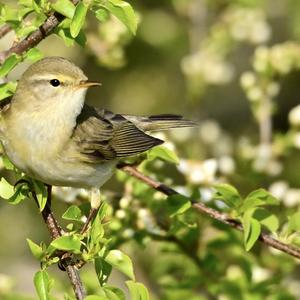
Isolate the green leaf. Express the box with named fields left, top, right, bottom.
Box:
left=32, top=0, right=47, bottom=14
left=0, top=178, right=15, bottom=199
left=55, top=18, right=86, bottom=47
left=105, top=249, right=135, bottom=280
left=85, top=296, right=108, bottom=300
left=16, top=25, right=38, bottom=38
left=287, top=212, right=300, bottom=236
left=104, top=286, right=126, bottom=300
left=166, top=194, right=191, bottom=217
left=97, top=202, right=109, bottom=221
left=26, top=48, right=44, bottom=62
left=94, top=8, right=110, bottom=22
left=2, top=156, right=15, bottom=170
left=0, top=54, right=22, bottom=78
left=51, top=0, right=75, bottom=19
left=50, top=235, right=81, bottom=253
left=90, top=210, right=105, bottom=243
left=253, top=208, right=279, bottom=232
left=34, top=270, right=51, bottom=300
left=0, top=81, right=17, bottom=100
left=32, top=180, right=47, bottom=212
left=27, top=238, right=44, bottom=260
left=62, top=205, right=82, bottom=222
left=7, top=184, right=28, bottom=205
left=214, top=184, right=242, bottom=208
left=240, top=189, right=279, bottom=213
left=102, top=0, right=137, bottom=34
left=18, top=0, right=32, bottom=7
left=3, top=7, right=20, bottom=22
left=70, top=2, right=88, bottom=38
left=95, top=257, right=112, bottom=286
left=126, top=281, right=150, bottom=300
left=0, top=177, right=29, bottom=205
left=75, top=30, right=87, bottom=47
left=242, top=210, right=261, bottom=251
left=147, top=145, right=179, bottom=164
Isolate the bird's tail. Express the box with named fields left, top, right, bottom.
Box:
left=124, top=114, right=198, bottom=132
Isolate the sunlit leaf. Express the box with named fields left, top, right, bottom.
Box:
left=240, top=189, right=279, bottom=213
left=166, top=194, right=191, bottom=217
left=26, top=48, right=44, bottom=62
left=287, top=212, right=300, bottom=236
left=94, top=8, right=110, bottom=22
left=85, top=296, right=108, bottom=300
left=0, top=178, right=15, bottom=199
left=147, top=145, right=179, bottom=164
left=105, top=250, right=135, bottom=280
left=2, top=156, right=15, bottom=170
left=32, top=180, right=47, bottom=212
left=27, top=238, right=44, bottom=260
left=0, top=81, right=17, bottom=100
left=126, top=281, right=149, bottom=300
left=16, top=25, right=38, bottom=38
left=104, top=286, right=126, bottom=300
left=62, top=205, right=83, bottom=222
left=242, top=210, right=261, bottom=251
left=51, top=0, right=75, bottom=19
left=0, top=54, right=22, bottom=78
left=90, top=211, right=105, bottom=242
left=253, top=208, right=279, bottom=232
left=49, top=235, right=81, bottom=253
left=214, top=184, right=242, bottom=208
left=7, top=184, right=28, bottom=205
left=34, top=270, right=51, bottom=300
left=101, top=0, right=137, bottom=34
left=95, top=257, right=112, bottom=286
left=70, top=2, right=88, bottom=38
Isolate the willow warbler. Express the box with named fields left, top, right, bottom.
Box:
left=0, top=57, right=194, bottom=209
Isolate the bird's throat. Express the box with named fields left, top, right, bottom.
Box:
left=7, top=90, right=86, bottom=158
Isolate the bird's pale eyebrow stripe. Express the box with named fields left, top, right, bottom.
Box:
left=30, top=74, right=72, bottom=81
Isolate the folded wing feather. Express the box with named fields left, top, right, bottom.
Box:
left=72, top=105, right=163, bottom=163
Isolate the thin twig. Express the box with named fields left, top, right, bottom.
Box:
left=118, top=164, right=300, bottom=260
left=32, top=185, right=86, bottom=300
left=80, top=207, right=98, bottom=235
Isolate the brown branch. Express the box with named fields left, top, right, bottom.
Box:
left=118, top=164, right=300, bottom=260
left=0, top=24, right=11, bottom=39
left=32, top=185, right=86, bottom=300
left=80, top=207, right=98, bottom=235
left=0, top=0, right=79, bottom=64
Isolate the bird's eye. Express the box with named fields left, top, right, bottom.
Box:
left=50, top=79, right=60, bottom=87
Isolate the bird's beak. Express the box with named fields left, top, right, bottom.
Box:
left=78, top=80, right=102, bottom=88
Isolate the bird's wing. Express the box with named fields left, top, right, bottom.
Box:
left=72, top=105, right=163, bottom=163
left=109, top=112, right=197, bottom=132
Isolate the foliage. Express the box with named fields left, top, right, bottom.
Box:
left=1, top=0, right=300, bottom=300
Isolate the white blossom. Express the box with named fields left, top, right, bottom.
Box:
left=219, top=156, right=235, bottom=174
left=289, top=105, right=300, bottom=127
left=269, top=181, right=289, bottom=200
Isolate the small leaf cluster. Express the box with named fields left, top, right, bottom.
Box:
left=27, top=201, right=149, bottom=299
left=215, top=184, right=279, bottom=250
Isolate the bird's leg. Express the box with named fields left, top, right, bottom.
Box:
left=40, top=184, right=62, bottom=238
left=80, top=188, right=101, bottom=234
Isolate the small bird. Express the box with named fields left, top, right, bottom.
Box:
left=0, top=57, right=194, bottom=214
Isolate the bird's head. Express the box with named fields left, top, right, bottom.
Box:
left=13, top=56, right=101, bottom=110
